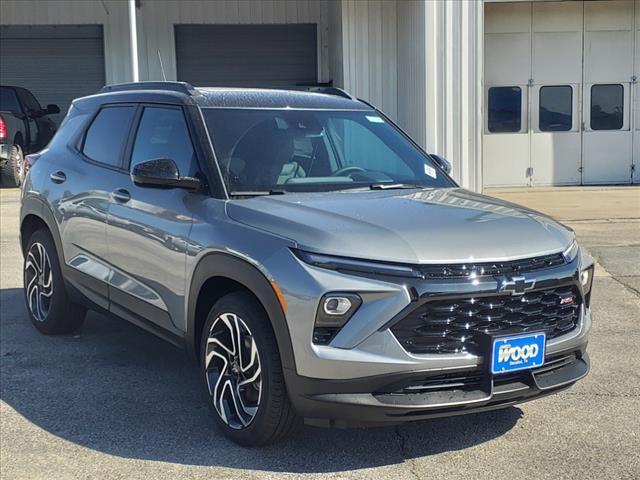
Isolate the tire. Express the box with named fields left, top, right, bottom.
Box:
left=1, top=145, right=24, bottom=187
left=23, top=229, right=86, bottom=334
left=200, top=291, right=299, bottom=446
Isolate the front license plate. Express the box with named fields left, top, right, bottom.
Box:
left=491, top=332, right=546, bottom=375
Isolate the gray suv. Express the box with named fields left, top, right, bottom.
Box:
left=20, top=82, right=593, bottom=446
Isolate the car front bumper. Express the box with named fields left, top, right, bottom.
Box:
left=266, top=248, right=592, bottom=425
left=285, top=346, right=589, bottom=427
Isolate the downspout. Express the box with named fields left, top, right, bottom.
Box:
left=128, top=0, right=139, bottom=82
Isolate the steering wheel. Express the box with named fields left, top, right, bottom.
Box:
left=331, top=166, right=366, bottom=177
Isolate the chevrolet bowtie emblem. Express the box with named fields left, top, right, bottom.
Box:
left=499, top=276, right=536, bottom=295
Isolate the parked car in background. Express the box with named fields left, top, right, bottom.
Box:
left=20, top=82, right=593, bottom=446
left=0, top=85, right=59, bottom=186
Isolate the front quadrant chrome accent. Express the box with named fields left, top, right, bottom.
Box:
left=24, top=242, right=54, bottom=322
left=205, top=313, right=262, bottom=429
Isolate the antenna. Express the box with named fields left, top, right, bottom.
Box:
left=157, top=50, right=167, bottom=81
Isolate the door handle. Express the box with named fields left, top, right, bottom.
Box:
left=49, top=171, right=66, bottom=184
left=111, top=188, right=131, bottom=203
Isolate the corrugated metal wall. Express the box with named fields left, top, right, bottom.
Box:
left=339, top=0, right=398, bottom=120
left=0, top=0, right=484, bottom=191
left=0, top=0, right=132, bottom=84
left=339, top=0, right=483, bottom=191
left=397, top=0, right=426, bottom=145
left=136, top=0, right=331, bottom=84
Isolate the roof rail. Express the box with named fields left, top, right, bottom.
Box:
left=293, top=83, right=353, bottom=100
left=99, top=81, right=199, bottom=96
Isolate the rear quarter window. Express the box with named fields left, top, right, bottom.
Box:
left=0, top=87, right=21, bottom=113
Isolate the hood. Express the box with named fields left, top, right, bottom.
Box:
left=226, top=188, right=574, bottom=264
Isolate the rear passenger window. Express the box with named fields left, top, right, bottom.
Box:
left=488, top=86, right=522, bottom=133
left=130, top=106, right=196, bottom=176
left=82, top=106, right=135, bottom=167
left=591, top=84, right=623, bottom=130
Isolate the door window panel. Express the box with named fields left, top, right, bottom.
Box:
left=82, top=106, right=135, bottom=167
left=539, top=86, right=572, bottom=132
left=488, top=86, right=522, bottom=133
left=130, top=106, right=196, bottom=176
left=591, top=84, right=623, bottom=131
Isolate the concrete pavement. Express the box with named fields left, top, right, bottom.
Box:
left=1, top=186, right=639, bottom=480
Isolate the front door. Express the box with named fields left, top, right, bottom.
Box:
left=106, top=104, right=199, bottom=336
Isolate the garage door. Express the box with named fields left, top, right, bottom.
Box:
left=0, top=25, right=105, bottom=125
left=175, top=24, right=317, bottom=87
left=484, top=1, right=638, bottom=186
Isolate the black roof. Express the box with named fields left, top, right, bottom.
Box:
left=77, top=81, right=371, bottom=111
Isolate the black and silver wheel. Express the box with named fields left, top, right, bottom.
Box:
left=205, top=312, right=262, bottom=429
left=23, top=229, right=86, bottom=334
left=25, top=241, right=54, bottom=322
left=201, top=292, right=298, bottom=446
left=1, top=145, right=24, bottom=187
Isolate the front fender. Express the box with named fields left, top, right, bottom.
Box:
left=186, top=252, right=296, bottom=371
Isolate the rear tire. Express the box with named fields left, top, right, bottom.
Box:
left=200, top=291, right=299, bottom=446
left=1, top=145, right=24, bottom=187
left=23, top=229, right=86, bottom=334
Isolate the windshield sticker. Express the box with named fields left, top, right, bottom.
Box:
left=365, top=115, right=385, bottom=123
left=424, top=164, right=437, bottom=179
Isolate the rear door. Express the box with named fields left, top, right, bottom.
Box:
left=58, top=104, right=136, bottom=309
left=105, top=104, right=199, bottom=337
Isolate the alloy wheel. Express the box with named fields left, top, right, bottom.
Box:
left=205, top=312, right=262, bottom=429
left=24, top=242, right=54, bottom=322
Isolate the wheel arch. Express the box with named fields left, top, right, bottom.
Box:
left=187, top=252, right=296, bottom=372
left=20, top=197, right=62, bottom=259
left=13, top=132, right=24, bottom=150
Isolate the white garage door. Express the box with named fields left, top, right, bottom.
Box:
left=175, top=24, right=318, bottom=87
left=484, top=0, right=639, bottom=186
left=0, top=25, right=105, bottom=125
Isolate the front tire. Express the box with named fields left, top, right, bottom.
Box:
left=200, top=292, right=298, bottom=446
left=1, top=145, right=24, bottom=187
left=23, top=229, right=86, bottom=334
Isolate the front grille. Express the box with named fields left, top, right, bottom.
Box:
left=391, top=286, right=581, bottom=354
left=418, top=253, right=565, bottom=279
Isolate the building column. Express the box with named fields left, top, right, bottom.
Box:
left=128, top=0, right=139, bottom=82
left=424, top=0, right=484, bottom=192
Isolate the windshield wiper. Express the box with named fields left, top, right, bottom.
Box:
left=229, top=189, right=287, bottom=198
left=368, top=183, right=423, bottom=190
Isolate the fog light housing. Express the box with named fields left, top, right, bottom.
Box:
left=313, top=293, right=362, bottom=344
left=580, top=265, right=594, bottom=307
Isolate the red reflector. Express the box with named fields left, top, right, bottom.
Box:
left=0, top=116, right=6, bottom=140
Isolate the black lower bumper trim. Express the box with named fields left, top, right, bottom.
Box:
left=285, top=348, right=589, bottom=427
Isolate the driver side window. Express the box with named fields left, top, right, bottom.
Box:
left=130, top=106, right=196, bottom=176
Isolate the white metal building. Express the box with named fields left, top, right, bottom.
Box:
left=0, top=0, right=637, bottom=190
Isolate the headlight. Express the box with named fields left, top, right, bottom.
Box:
left=292, top=249, right=422, bottom=278
left=563, top=240, right=579, bottom=263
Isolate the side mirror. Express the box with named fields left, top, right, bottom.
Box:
left=131, top=158, right=201, bottom=190
left=45, top=104, right=60, bottom=115
left=430, top=154, right=452, bottom=174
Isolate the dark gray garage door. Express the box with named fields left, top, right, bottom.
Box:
left=175, top=24, right=317, bottom=87
left=0, top=25, right=105, bottom=125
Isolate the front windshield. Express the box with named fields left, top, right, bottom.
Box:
left=202, top=108, right=455, bottom=194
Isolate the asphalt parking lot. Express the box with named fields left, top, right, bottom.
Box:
left=1, top=186, right=639, bottom=480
